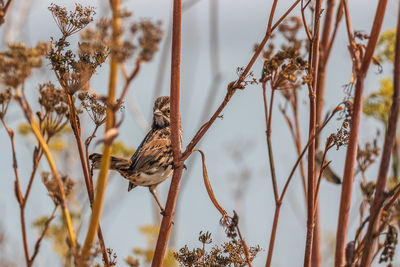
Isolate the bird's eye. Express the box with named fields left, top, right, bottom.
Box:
left=167, top=109, right=170, bottom=113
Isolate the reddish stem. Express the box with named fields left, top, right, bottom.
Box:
left=334, top=1, right=388, bottom=266
left=359, top=3, right=400, bottom=265
left=151, top=0, right=183, bottom=266
left=304, top=0, right=321, bottom=266
left=153, top=1, right=302, bottom=265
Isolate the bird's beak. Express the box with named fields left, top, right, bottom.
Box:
left=154, top=109, right=162, bottom=116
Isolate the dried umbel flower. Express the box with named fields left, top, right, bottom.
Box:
left=109, top=17, right=163, bottom=63
left=0, top=42, right=48, bottom=87
left=79, top=22, right=109, bottom=69
left=235, top=67, right=258, bottom=88
left=49, top=3, right=95, bottom=37
left=174, top=230, right=261, bottom=267
left=48, top=42, right=98, bottom=94
left=47, top=4, right=101, bottom=95
left=379, top=225, right=398, bottom=266
left=135, top=20, right=163, bottom=61
left=42, top=172, right=75, bottom=205
left=38, top=82, right=68, bottom=114
left=124, top=255, right=139, bottom=267
left=78, top=91, right=106, bottom=126
left=357, top=139, right=380, bottom=173
left=261, top=48, right=308, bottom=91
left=360, top=181, right=376, bottom=203
left=327, top=123, right=349, bottom=151
left=278, top=16, right=302, bottom=45
left=0, top=88, right=11, bottom=118
left=198, top=231, right=212, bottom=245
left=37, top=82, right=69, bottom=137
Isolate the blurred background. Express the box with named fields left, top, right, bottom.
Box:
left=0, top=0, right=399, bottom=266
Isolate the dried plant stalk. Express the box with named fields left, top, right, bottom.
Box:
left=335, top=1, right=388, bottom=266
left=82, top=0, right=121, bottom=258
left=29, top=115, right=76, bottom=248
left=359, top=3, right=400, bottom=265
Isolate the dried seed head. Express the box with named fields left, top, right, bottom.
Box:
left=49, top=4, right=95, bottom=37
left=0, top=43, right=48, bottom=87
left=78, top=91, right=106, bottom=126
left=42, top=172, right=75, bottom=205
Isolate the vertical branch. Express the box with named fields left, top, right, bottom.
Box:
left=151, top=0, right=182, bottom=266
left=304, top=1, right=321, bottom=266
left=82, top=0, right=121, bottom=258
left=359, top=3, right=400, bottom=265
left=263, top=84, right=279, bottom=202
left=334, top=1, right=388, bottom=266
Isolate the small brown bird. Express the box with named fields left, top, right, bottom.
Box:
left=90, top=96, right=180, bottom=213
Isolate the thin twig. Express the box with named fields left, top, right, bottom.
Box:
left=0, top=117, right=30, bottom=265
left=265, top=106, right=341, bottom=267
left=29, top=206, right=57, bottom=265
left=263, top=83, right=279, bottom=202
left=301, top=0, right=313, bottom=41
left=115, top=58, right=142, bottom=111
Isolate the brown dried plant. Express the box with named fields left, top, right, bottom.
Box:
left=174, top=230, right=261, bottom=267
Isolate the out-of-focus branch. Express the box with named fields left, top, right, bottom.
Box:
left=152, top=0, right=204, bottom=99
left=82, top=0, right=121, bottom=258
left=116, top=58, right=142, bottom=111
left=0, top=0, right=13, bottom=25
left=359, top=3, right=400, bottom=265
left=334, top=1, right=388, bottom=266
left=29, top=206, right=57, bottom=265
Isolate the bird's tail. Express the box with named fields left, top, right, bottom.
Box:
left=89, top=153, right=131, bottom=170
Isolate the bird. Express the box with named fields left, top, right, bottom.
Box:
left=315, top=150, right=341, bottom=184
left=89, top=96, right=180, bottom=214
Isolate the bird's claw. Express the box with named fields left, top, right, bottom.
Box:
left=172, top=162, right=186, bottom=170
left=159, top=210, right=174, bottom=225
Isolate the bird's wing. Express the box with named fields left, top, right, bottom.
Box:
left=132, top=137, right=171, bottom=172
left=130, top=129, right=154, bottom=163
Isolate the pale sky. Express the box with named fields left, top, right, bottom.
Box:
left=0, top=0, right=399, bottom=266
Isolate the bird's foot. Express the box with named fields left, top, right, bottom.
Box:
left=159, top=210, right=174, bottom=224
left=172, top=162, right=187, bottom=170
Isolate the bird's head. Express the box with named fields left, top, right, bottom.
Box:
left=152, top=96, right=170, bottom=129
